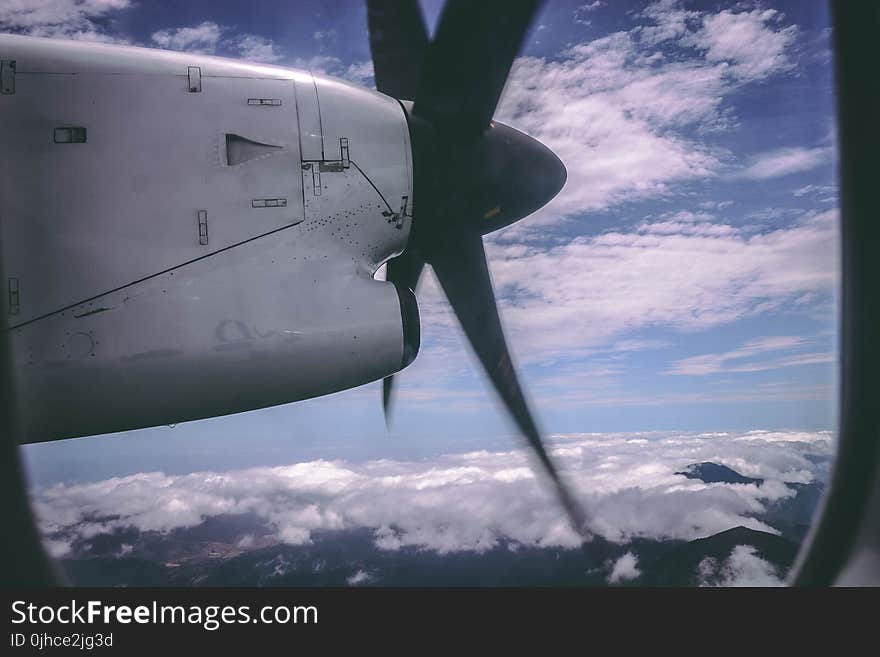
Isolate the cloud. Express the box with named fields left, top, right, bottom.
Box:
left=0, top=5, right=344, bottom=73
left=573, top=1, right=604, bottom=26
left=636, top=1, right=798, bottom=82
left=43, top=538, right=73, bottom=558
left=698, top=544, right=785, bottom=586
left=344, top=60, right=375, bottom=86
left=498, top=37, right=721, bottom=217
left=666, top=335, right=833, bottom=376
left=150, top=21, right=224, bottom=54
left=497, top=2, right=801, bottom=220
left=637, top=0, right=699, bottom=46
left=480, top=209, right=838, bottom=362
left=737, top=147, right=831, bottom=180
left=793, top=184, right=836, bottom=198
left=232, top=34, right=284, bottom=63
left=1, top=7, right=289, bottom=62
left=682, top=8, right=798, bottom=81
left=313, top=29, right=337, bottom=45
left=0, top=0, right=132, bottom=42
left=0, top=0, right=130, bottom=27
left=31, top=430, right=832, bottom=559
left=291, top=56, right=375, bottom=86
left=148, top=22, right=289, bottom=64
left=397, top=205, right=837, bottom=408
left=346, top=569, right=373, bottom=586
left=608, top=551, right=640, bottom=584
left=532, top=382, right=835, bottom=411
left=698, top=200, right=735, bottom=211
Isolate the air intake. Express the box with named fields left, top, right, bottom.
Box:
left=225, top=134, right=281, bottom=166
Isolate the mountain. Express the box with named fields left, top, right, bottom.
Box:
left=676, top=462, right=763, bottom=485
left=637, top=526, right=797, bottom=587
left=676, top=461, right=825, bottom=542
left=761, top=482, right=825, bottom=543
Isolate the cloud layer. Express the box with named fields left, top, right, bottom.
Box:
left=33, top=430, right=832, bottom=559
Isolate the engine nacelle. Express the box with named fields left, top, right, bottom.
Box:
left=0, top=35, right=418, bottom=442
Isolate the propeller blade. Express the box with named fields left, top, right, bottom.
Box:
left=386, top=248, right=426, bottom=294
left=381, top=376, right=394, bottom=428
left=412, top=0, right=542, bottom=136
left=429, top=230, right=588, bottom=536
left=366, top=0, right=430, bottom=99
left=382, top=251, right=426, bottom=425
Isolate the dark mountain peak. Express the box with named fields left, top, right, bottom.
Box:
left=676, top=462, right=763, bottom=485
left=638, top=525, right=798, bottom=586
left=697, top=525, right=776, bottom=543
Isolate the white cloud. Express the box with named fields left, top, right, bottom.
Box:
left=2, top=2, right=292, bottom=63
left=291, top=56, right=374, bottom=86
left=0, top=0, right=132, bottom=42
left=0, top=0, right=130, bottom=27
left=31, top=430, right=832, bottom=558
left=397, top=205, right=837, bottom=406
left=683, top=8, right=798, bottom=81
left=698, top=544, right=785, bottom=586
left=481, top=209, right=838, bottom=362
left=498, top=37, right=721, bottom=217
left=148, top=23, right=290, bottom=65
left=232, top=34, right=284, bottom=63
left=344, top=60, right=375, bottom=86
left=43, top=538, right=72, bottom=558
left=793, top=184, right=836, bottom=198
left=698, top=200, right=734, bottom=211
left=313, top=29, right=337, bottom=45
left=532, top=382, right=835, bottom=411
left=745, top=207, right=802, bottom=222
left=1, top=6, right=288, bottom=61
left=608, top=551, right=640, bottom=584
left=150, top=21, right=224, bottom=54
left=498, top=3, right=801, bottom=220
left=637, top=0, right=699, bottom=46
left=737, top=147, right=831, bottom=180
left=573, top=1, right=604, bottom=26
left=667, top=335, right=833, bottom=376
left=635, top=1, right=799, bottom=83
left=346, top=569, right=373, bottom=586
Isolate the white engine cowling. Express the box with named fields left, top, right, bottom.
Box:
left=0, top=35, right=418, bottom=442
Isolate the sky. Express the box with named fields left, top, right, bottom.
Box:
left=3, top=0, right=840, bottom=524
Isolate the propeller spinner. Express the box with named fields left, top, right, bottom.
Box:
left=368, top=0, right=587, bottom=536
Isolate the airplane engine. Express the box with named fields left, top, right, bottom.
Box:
left=0, top=35, right=417, bottom=442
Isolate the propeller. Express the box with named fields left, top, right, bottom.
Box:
left=367, top=0, right=587, bottom=536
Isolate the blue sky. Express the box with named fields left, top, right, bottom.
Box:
left=3, top=1, right=839, bottom=488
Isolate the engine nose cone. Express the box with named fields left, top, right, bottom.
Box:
left=477, top=121, right=567, bottom=234
left=401, top=104, right=567, bottom=252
